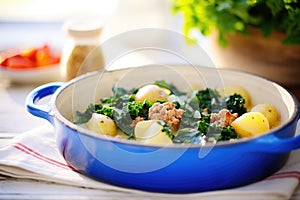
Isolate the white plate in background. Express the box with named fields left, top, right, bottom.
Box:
left=0, top=63, right=61, bottom=84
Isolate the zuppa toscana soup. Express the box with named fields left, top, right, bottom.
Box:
left=74, top=80, right=280, bottom=145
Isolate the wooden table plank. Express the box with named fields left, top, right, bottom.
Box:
left=0, top=177, right=174, bottom=200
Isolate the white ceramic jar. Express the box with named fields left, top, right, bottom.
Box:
left=60, top=19, right=105, bottom=81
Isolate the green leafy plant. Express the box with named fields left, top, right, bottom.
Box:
left=172, top=0, right=300, bottom=46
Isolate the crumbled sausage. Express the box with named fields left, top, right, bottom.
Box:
left=210, top=109, right=238, bottom=127
left=148, top=102, right=184, bottom=130
left=202, top=108, right=209, bottom=115
left=130, top=116, right=144, bottom=127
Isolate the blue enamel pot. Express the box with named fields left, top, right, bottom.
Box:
left=26, top=66, right=300, bottom=193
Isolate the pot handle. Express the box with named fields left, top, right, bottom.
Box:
left=25, top=82, right=64, bottom=123
left=250, top=133, right=300, bottom=153
left=250, top=103, right=300, bottom=153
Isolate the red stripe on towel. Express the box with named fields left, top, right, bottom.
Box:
left=265, top=171, right=300, bottom=182
left=11, top=142, right=78, bottom=172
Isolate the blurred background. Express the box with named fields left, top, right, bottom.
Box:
left=0, top=0, right=299, bottom=98
left=0, top=0, right=183, bottom=48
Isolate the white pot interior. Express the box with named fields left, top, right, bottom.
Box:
left=55, top=65, right=297, bottom=136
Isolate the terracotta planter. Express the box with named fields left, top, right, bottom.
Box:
left=209, top=28, right=300, bottom=86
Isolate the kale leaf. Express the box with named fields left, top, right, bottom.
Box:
left=127, top=100, right=153, bottom=119
left=217, top=126, right=241, bottom=141
left=101, top=86, right=134, bottom=108
left=161, top=123, right=174, bottom=140
left=195, top=88, right=223, bottom=113
left=74, top=104, right=114, bottom=124
left=113, top=100, right=153, bottom=137
left=153, top=80, right=186, bottom=96
left=179, top=104, right=200, bottom=128
left=205, top=124, right=240, bottom=142
left=224, top=93, right=247, bottom=116
left=173, top=128, right=202, bottom=144
left=173, top=118, right=239, bottom=144
left=113, top=107, right=134, bottom=138
left=74, top=104, right=95, bottom=124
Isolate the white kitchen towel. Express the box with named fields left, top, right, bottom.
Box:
left=0, top=123, right=299, bottom=200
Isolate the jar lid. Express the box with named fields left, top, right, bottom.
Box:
left=63, top=18, right=103, bottom=37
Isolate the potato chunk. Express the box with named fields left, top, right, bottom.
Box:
left=135, top=120, right=172, bottom=145
left=231, top=112, right=270, bottom=137
left=86, top=113, right=117, bottom=136
left=250, top=103, right=280, bottom=128
left=134, top=84, right=170, bottom=103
